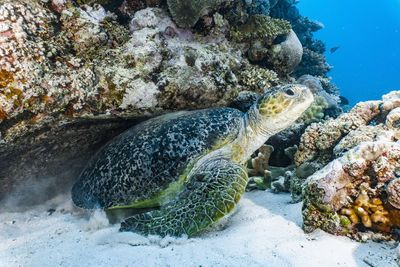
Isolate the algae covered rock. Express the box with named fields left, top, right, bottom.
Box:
left=265, top=29, right=303, bottom=75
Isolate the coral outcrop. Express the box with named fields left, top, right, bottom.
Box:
left=246, top=144, right=274, bottom=190
left=301, top=91, right=400, bottom=240
left=302, top=141, right=400, bottom=239
left=232, top=14, right=305, bottom=75
left=295, top=100, right=382, bottom=166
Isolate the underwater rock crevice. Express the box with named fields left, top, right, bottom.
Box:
left=0, top=113, right=163, bottom=208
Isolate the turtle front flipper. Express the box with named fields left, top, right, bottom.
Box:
left=120, top=160, right=248, bottom=237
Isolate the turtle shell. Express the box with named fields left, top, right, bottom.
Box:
left=72, top=107, right=244, bottom=209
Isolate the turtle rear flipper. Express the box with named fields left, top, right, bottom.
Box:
left=119, top=160, right=248, bottom=237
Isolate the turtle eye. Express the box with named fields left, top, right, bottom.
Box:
left=285, top=89, right=295, bottom=96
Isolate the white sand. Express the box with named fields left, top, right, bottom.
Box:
left=0, top=191, right=398, bottom=267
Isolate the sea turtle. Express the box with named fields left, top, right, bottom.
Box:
left=71, top=84, right=313, bottom=237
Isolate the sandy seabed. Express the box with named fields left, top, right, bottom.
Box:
left=0, top=190, right=398, bottom=267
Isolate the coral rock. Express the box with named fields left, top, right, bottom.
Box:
left=302, top=140, right=400, bottom=239
left=295, top=100, right=382, bottom=166
left=266, top=29, right=303, bottom=75
left=387, top=178, right=400, bottom=209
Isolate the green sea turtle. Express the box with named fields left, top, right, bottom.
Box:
left=71, top=84, right=313, bottom=237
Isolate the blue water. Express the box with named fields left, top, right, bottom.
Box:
left=297, top=0, right=400, bottom=105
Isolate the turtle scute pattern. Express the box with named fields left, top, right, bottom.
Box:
left=120, top=159, right=248, bottom=237
left=72, top=108, right=243, bottom=209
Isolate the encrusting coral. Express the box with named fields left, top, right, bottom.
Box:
left=238, top=66, right=280, bottom=92
left=300, top=95, right=328, bottom=124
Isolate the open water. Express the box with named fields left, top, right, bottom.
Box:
left=298, top=0, right=400, bottom=105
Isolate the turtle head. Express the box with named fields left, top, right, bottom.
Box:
left=247, top=84, right=314, bottom=136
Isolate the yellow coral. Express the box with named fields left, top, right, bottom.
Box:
left=340, top=208, right=359, bottom=224
left=340, top=191, right=392, bottom=231
left=0, top=107, right=9, bottom=120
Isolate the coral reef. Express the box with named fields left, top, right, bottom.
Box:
left=245, top=0, right=271, bottom=16
left=387, top=179, right=400, bottom=209
left=245, top=139, right=321, bottom=203
left=0, top=0, right=130, bottom=122
left=238, top=66, right=280, bottom=93
left=270, top=0, right=330, bottom=77
left=232, top=14, right=304, bottom=75
left=301, top=91, right=400, bottom=240
left=300, top=96, right=328, bottom=123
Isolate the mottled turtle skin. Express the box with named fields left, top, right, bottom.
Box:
left=72, top=84, right=313, bottom=237
left=72, top=109, right=243, bottom=209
